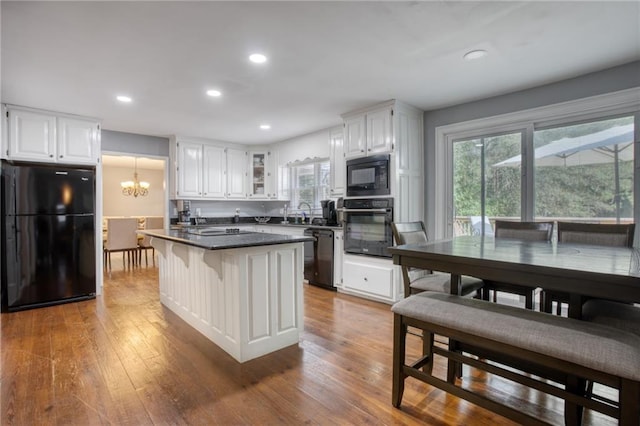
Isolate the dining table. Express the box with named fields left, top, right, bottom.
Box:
left=388, top=235, right=640, bottom=319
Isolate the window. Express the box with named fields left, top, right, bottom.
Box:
left=289, top=159, right=330, bottom=214
left=534, top=117, right=634, bottom=224
left=453, top=132, right=522, bottom=236
left=436, top=89, right=640, bottom=240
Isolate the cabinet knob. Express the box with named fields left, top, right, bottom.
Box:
left=360, top=149, right=365, bottom=153
left=59, top=155, right=63, bottom=158
left=368, top=148, right=371, bottom=152
left=364, top=277, right=368, bottom=281
left=49, top=154, right=54, bottom=158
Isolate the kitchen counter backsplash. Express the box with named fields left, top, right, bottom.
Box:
left=170, top=216, right=342, bottom=228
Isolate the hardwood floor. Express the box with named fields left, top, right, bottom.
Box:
left=1, top=254, right=616, bottom=425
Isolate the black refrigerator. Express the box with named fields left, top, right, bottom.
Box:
left=1, top=161, right=96, bottom=312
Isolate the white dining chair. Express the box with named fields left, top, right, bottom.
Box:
left=104, top=218, right=139, bottom=272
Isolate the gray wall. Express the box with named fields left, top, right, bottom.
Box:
left=423, top=60, right=640, bottom=235
left=101, top=129, right=169, bottom=157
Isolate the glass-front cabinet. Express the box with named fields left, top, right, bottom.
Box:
left=248, top=151, right=276, bottom=198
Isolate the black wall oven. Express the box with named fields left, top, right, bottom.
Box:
left=343, top=198, right=393, bottom=258
left=346, top=154, right=390, bottom=197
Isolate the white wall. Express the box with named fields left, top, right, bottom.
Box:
left=102, top=166, right=165, bottom=217
left=271, top=126, right=335, bottom=166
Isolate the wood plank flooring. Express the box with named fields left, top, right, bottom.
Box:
left=1, top=254, right=616, bottom=425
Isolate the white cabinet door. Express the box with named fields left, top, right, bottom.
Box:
left=265, top=151, right=277, bottom=199
left=226, top=147, right=247, bottom=199
left=343, top=114, right=366, bottom=159
left=342, top=256, right=394, bottom=300
left=177, top=141, right=203, bottom=198
left=203, top=145, right=225, bottom=198
left=57, top=117, right=99, bottom=164
left=249, top=151, right=278, bottom=199
left=329, top=128, right=345, bottom=197
left=248, top=151, right=267, bottom=199
left=333, top=230, right=343, bottom=288
left=7, top=108, right=56, bottom=161
left=366, top=107, right=393, bottom=155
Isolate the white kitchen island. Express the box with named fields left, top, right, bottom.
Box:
left=141, top=228, right=312, bottom=363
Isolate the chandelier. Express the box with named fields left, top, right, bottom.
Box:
left=121, top=157, right=150, bottom=197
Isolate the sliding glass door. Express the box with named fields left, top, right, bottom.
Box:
left=450, top=116, right=635, bottom=236
left=452, top=132, right=522, bottom=236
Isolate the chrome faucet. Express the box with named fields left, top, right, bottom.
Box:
left=298, top=201, right=312, bottom=224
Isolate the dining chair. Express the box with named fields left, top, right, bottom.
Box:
left=482, top=220, right=554, bottom=310
left=139, top=216, right=164, bottom=266
left=104, top=218, right=139, bottom=272
left=541, top=222, right=635, bottom=315
left=391, top=221, right=484, bottom=298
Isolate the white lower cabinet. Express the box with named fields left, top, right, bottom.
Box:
left=342, top=254, right=398, bottom=302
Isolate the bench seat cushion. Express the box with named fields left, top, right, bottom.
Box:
left=392, top=292, right=640, bottom=381
left=582, top=299, right=640, bottom=336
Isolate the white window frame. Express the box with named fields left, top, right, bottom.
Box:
left=289, top=158, right=330, bottom=214
left=435, top=88, right=640, bottom=240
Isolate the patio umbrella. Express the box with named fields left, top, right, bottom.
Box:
left=493, top=124, right=634, bottom=222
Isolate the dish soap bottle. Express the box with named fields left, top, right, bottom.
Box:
left=233, top=208, right=240, bottom=223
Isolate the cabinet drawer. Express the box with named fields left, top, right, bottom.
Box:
left=343, top=259, right=393, bottom=298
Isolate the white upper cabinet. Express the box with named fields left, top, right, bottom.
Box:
left=342, top=105, right=393, bottom=160
left=343, top=114, right=366, bottom=158
left=176, top=140, right=203, bottom=198
left=225, top=147, right=247, bottom=199
left=3, top=105, right=100, bottom=165
left=203, top=145, right=225, bottom=198
left=248, top=151, right=277, bottom=199
left=366, top=107, right=393, bottom=155
left=329, top=127, right=345, bottom=197
left=171, top=137, right=247, bottom=200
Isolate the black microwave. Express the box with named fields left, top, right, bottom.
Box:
left=346, top=154, right=391, bottom=197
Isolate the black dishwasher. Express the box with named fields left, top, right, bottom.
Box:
left=303, top=228, right=335, bottom=290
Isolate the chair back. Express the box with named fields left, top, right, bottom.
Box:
left=494, top=220, right=554, bottom=241
left=140, top=217, right=164, bottom=248
left=105, top=218, right=138, bottom=251
left=557, top=222, right=635, bottom=247
left=391, top=221, right=434, bottom=296
left=391, top=221, right=428, bottom=246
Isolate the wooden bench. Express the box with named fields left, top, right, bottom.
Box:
left=391, top=292, right=640, bottom=425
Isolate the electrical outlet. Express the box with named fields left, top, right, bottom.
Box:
left=279, top=208, right=284, bottom=214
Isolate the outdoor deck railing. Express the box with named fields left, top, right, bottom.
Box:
left=453, top=216, right=634, bottom=237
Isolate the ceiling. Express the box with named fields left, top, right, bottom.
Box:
left=2, top=1, right=639, bottom=145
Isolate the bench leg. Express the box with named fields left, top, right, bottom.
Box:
left=423, top=331, right=434, bottom=374
left=565, top=375, right=585, bottom=426
left=392, top=314, right=407, bottom=408
left=619, top=379, right=640, bottom=426
left=447, top=339, right=462, bottom=383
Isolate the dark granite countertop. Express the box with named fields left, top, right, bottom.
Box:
left=170, top=216, right=343, bottom=230
left=141, top=229, right=314, bottom=250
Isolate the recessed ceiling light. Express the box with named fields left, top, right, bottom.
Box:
left=463, top=50, right=488, bottom=61
left=206, top=89, right=222, bottom=97
left=259, top=124, right=271, bottom=130
left=249, top=53, right=267, bottom=64
left=116, top=95, right=132, bottom=103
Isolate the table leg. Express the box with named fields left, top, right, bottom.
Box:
left=448, top=273, right=463, bottom=382
left=450, top=274, right=461, bottom=295
left=568, top=294, right=584, bottom=319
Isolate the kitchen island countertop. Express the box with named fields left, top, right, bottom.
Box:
left=140, top=228, right=313, bottom=250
